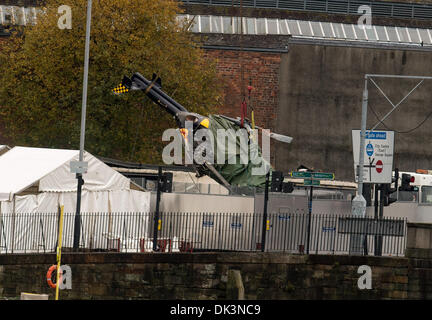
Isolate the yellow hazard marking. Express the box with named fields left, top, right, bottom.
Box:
left=158, top=219, right=162, bottom=231
left=112, top=84, right=129, bottom=95
left=266, top=220, right=270, bottom=231
left=22, top=292, right=39, bottom=295
left=200, top=118, right=210, bottom=128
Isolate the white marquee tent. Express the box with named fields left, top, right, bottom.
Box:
left=0, top=146, right=152, bottom=253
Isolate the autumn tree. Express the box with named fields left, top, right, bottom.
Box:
left=0, top=0, right=222, bottom=163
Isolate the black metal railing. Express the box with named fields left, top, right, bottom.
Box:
left=0, top=212, right=406, bottom=256
left=181, top=0, right=432, bottom=21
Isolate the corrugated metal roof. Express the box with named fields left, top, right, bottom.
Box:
left=179, top=14, right=432, bottom=47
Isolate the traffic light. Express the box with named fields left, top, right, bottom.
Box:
left=400, top=173, right=415, bottom=191
left=382, top=184, right=397, bottom=206
left=382, top=169, right=399, bottom=206
left=271, top=171, right=284, bottom=192
left=282, top=182, right=294, bottom=193
left=270, top=171, right=294, bottom=193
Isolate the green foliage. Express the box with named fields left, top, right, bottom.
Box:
left=0, top=0, right=222, bottom=163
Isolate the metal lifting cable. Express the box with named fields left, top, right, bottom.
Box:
left=369, top=102, right=432, bottom=134
left=236, top=0, right=256, bottom=135
left=248, top=80, right=254, bottom=117
left=239, top=0, right=247, bottom=128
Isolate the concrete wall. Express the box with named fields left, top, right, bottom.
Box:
left=156, top=192, right=351, bottom=215
left=156, top=192, right=255, bottom=213
left=276, top=43, right=432, bottom=181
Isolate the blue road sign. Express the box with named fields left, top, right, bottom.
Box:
left=366, top=143, right=374, bottom=156
left=365, top=132, right=387, bottom=139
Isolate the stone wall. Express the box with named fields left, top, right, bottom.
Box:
left=0, top=251, right=430, bottom=300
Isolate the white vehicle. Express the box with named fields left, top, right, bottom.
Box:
left=393, top=170, right=432, bottom=203
left=382, top=169, right=432, bottom=222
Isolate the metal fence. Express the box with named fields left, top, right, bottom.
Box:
left=181, top=0, right=432, bottom=20
left=0, top=212, right=406, bottom=256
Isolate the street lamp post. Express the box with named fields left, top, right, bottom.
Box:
left=352, top=77, right=368, bottom=217
left=353, top=73, right=432, bottom=218
left=352, top=73, right=432, bottom=255
left=350, top=77, right=368, bottom=255
left=73, top=0, right=93, bottom=250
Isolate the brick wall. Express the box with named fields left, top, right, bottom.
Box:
left=0, top=252, right=431, bottom=300
left=204, top=49, right=280, bottom=131
left=204, top=48, right=281, bottom=165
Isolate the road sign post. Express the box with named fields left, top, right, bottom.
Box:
left=310, top=173, right=334, bottom=180
left=291, top=172, right=334, bottom=180
left=306, top=185, right=313, bottom=254
left=352, top=130, right=395, bottom=184
left=352, top=128, right=395, bottom=254
left=304, top=179, right=320, bottom=186
left=291, top=171, right=311, bottom=179
left=261, top=171, right=270, bottom=252
left=290, top=171, right=334, bottom=255
left=153, top=167, right=162, bottom=251
left=70, top=161, right=88, bottom=174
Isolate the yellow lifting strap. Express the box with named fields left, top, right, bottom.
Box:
left=251, top=110, right=256, bottom=130
left=251, top=110, right=257, bottom=142
left=55, top=205, right=65, bottom=301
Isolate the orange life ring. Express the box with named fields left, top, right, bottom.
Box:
left=46, top=265, right=61, bottom=289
